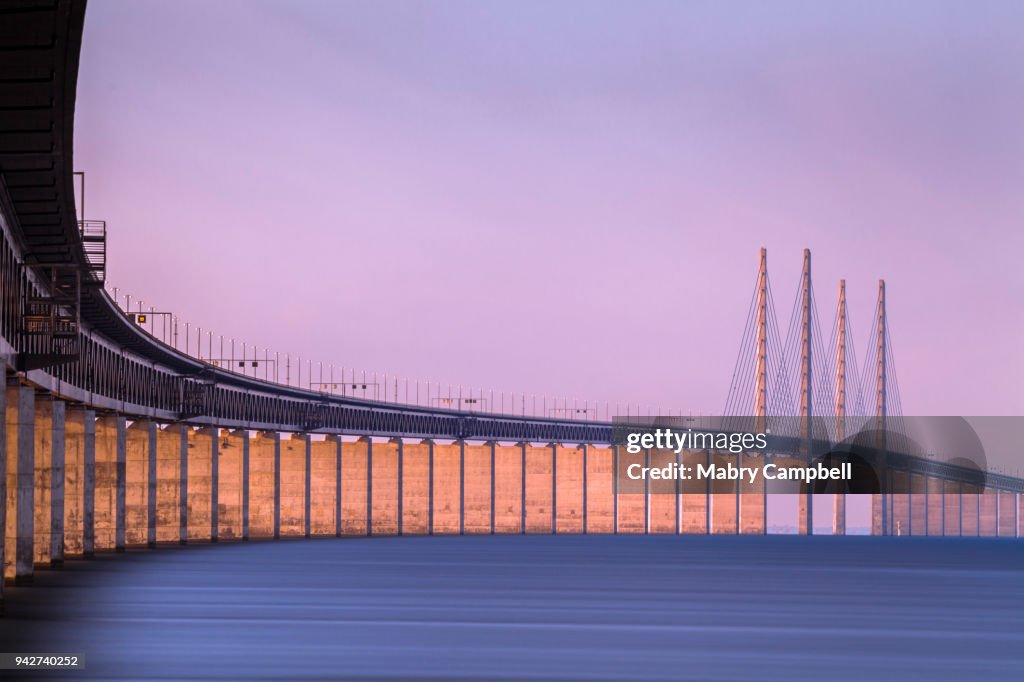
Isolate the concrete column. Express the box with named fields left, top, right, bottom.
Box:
left=681, top=450, right=708, bottom=534
left=397, top=438, right=405, bottom=535
left=463, top=442, right=492, bottom=534
left=584, top=446, right=614, bottom=534
left=644, top=448, right=651, bottom=534
left=797, top=486, right=811, bottom=536
left=739, top=451, right=765, bottom=535
left=489, top=441, right=496, bottom=535
left=273, top=430, right=281, bottom=539
left=370, top=438, right=397, bottom=532
left=910, top=474, right=926, bottom=536
left=980, top=488, right=998, bottom=537
left=146, top=422, right=157, bottom=547
left=35, top=396, right=66, bottom=565
left=427, top=440, right=435, bottom=535
left=83, top=410, right=95, bottom=555
left=33, top=395, right=52, bottom=567
left=241, top=430, right=250, bottom=540
left=710, top=450, right=739, bottom=535
left=704, top=450, right=711, bottom=535
left=927, top=477, right=943, bottom=536
left=554, top=444, right=584, bottom=534
left=615, top=444, right=644, bottom=534
left=187, top=427, right=216, bottom=542
left=125, top=420, right=152, bottom=547
left=613, top=445, right=620, bottom=534
left=5, top=385, right=34, bottom=582
left=49, top=400, right=65, bottom=564
left=892, top=470, right=910, bottom=536
left=649, top=448, right=677, bottom=534
left=519, top=442, right=527, bottom=534
left=210, top=427, right=218, bottom=542
left=370, top=438, right=399, bottom=535
left=334, top=435, right=342, bottom=537
left=178, top=424, right=188, bottom=544
left=62, top=407, right=85, bottom=556
left=0, top=377, right=6, bottom=603
left=247, top=432, right=277, bottom=539
left=458, top=439, right=465, bottom=536
left=960, top=484, right=978, bottom=537
left=524, top=444, right=554, bottom=534
left=674, top=450, right=681, bottom=534
left=340, top=437, right=369, bottom=535
left=400, top=439, right=430, bottom=534
left=832, top=494, right=845, bottom=536
left=831, top=493, right=845, bottom=536
left=116, top=416, right=126, bottom=551
left=493, top=442, right=523, bottom=534
left=93, top=414, right=125, bottom=552
left=279, top=434, right=306, bottom=537
left=366, top=437, right=374, bottom=535
left=582, top=444, right=589, bottom=534
left=304, top=435, right=312, bottom=538
left=943, top=480, right=960, bottom=537
left=218, top=429, right=246, bottom=540
left=998, top=491, right=1016, bottom=537
left=310, top=435, right=339, bottom=536
left=154, top=424, right=185, bottom=543
left=551, top=443, right=558, bottom=534
left=431, top=441, right=460, bottom=534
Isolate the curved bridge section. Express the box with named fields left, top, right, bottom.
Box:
left=0, top=0, right=1021, bottom=607
left=0, top=2, right=611, bottom=443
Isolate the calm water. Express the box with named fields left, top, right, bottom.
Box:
left=2, top=535, right=1023, bottom=681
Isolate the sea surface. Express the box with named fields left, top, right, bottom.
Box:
left=1, top=535, right=1022, bottom=681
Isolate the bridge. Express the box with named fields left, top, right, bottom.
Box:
left=1, top=0, right=1021, bottom=609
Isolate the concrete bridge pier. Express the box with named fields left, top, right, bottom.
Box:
left=980, top=489, right=998, bottom=537
left=279, top=433, right=305, bottom=537
left=927, top=478, right=943, bottom=535
left=585, top=445, right=614, bottom=534
left=218, top=429, right=248, bottom=540
left=962, top=486, right=980, bottom=536
left=340, top=437, right=369, bottom=535
left=739, top=452, right=765, bottom=535
left=125, top=420, right=154, bottom=547
left=910, top=474, right=927, bottom=536
left=943, top=482, right=961, bottom=536
left=33, top=396, right=65, bottom=566
left=399, top=439, right=430, bottom=534
left=4, top=385, right=34, bottom=583
left=93, top=414, right=126, bottom=552
left=832, top=494, right=845, bottom=536
left=797, top=493, right=810, bottom=536
left=185, top=427, right=217, bottom=542
left=372, top=437, right=399, bottom=535
left=63, top=406, right=91, bottom=556
left=0, top=381, right=4, bottom=604
left=309, top=435, right=338, bottom=536
left=463, top=441, right=494, bottom=534
left=555, top=444, right=584, bottom=534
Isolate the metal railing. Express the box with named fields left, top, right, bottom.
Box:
left=78, top=220, right=106, bottom=284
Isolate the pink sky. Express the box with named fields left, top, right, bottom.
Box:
left=74, top=0, right=1024, bottom=418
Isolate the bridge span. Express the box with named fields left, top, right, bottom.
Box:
left=1, top=0, right=1021, bottom=610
